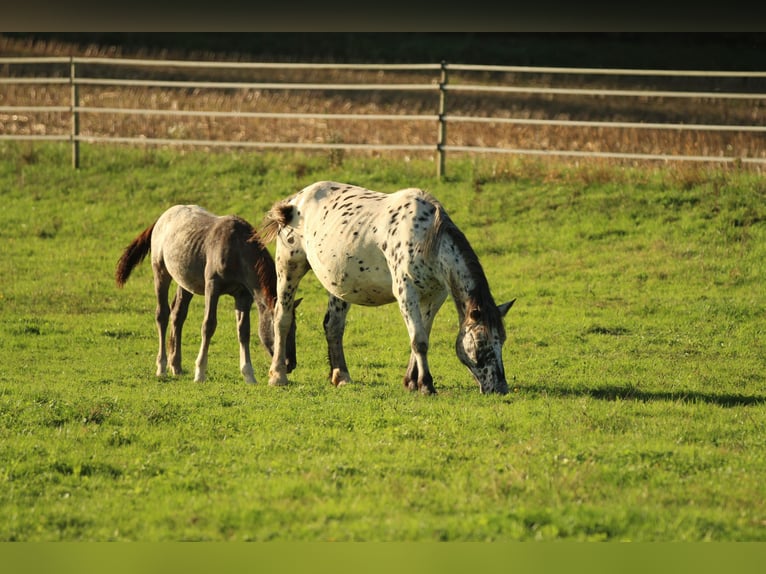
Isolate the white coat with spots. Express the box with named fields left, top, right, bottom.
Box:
left=261, top=181, right=514, bottom=394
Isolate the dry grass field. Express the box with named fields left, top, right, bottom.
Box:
left=1, top=34, right=765, bottom=165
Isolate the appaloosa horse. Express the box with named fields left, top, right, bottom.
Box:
left=115, top=204, right=297, bottom=384
left=261, top=181, right=514, bottom=394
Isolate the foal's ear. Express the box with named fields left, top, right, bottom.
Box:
left=294, top=297, right=303, bottom=309
left=497, top=299, right=516, bottom=318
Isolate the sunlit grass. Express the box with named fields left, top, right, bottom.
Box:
left=1, top=144, right=765, bottom=540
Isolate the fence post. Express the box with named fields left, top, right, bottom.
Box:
left=70, top=57, right=80, bottom=169
left=436, top=60, right=448, bottom=180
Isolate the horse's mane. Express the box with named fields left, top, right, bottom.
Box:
left=422, top=193, right=505, bottom=336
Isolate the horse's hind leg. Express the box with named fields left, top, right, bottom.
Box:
left=153, top=264, right=172, bottom=377
left=234, top=292, right=256, bottom=384
left=268, top=246, right=310, bottom=387
left=168, top=285, right=193, bottom=376
left=194, top=280, right=220, bottom=383
left=324, top=295, right=352, bottom=386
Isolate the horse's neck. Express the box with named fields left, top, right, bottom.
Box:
left=437, top=233, right=482, bottom=322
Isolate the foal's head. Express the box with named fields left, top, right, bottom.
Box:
left=256, top=298, right=300, bottom=373
left=252, top=236, right=299, bottom=373
left=455, top=299, right=515, bottom=394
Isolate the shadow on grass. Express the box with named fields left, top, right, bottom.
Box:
left=523, top=383, right=766, bottom=408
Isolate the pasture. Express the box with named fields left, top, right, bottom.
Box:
left=1, top=142, right=765, bottom=541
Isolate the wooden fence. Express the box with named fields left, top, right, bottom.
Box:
left=1, top=56, right=765, bottom=176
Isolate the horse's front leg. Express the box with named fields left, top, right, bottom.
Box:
left=324, top=295, right=352, bottom=386
left=195, top=280, right=220, bottom=383
left=168, top=285, right=193, bottom=376
left=402, top=292, right=447, bottom=391
left=395, top=279, right=436, bottom=395
left=268, top=247, right=310, bottom=387
left=152, top=264, right=172, bottom=377
left=234, top=292, right=256, bottom=384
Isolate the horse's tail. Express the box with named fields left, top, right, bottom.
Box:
left=260, top=200, right=295, bottom=243
left=115, top=222, right=155, bottom=287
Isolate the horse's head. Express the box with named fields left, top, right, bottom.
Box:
left=258, top=298, right=301, bottom=373
left=455, top=299, right=515, bottom=394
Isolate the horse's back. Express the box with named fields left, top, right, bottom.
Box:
left=281, top=181, right=443, bottom=306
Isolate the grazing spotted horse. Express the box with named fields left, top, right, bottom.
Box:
left=115, top=204, right=298, bottom=384
left=261, top=181, right=514, bottom=394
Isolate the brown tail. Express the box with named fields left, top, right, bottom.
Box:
left=259, top=200, right=295, bottom=243
left=115, top=222, right=155, bottom=287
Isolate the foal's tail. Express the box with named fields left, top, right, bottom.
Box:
left=115, top=222, right=155, bottom=287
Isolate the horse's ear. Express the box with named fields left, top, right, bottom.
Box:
left=294, top=297, right=303, bottom=309
left=497, top=299, right=516, bottom=318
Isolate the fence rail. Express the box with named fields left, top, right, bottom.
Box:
left=1, top=56, right=765, bottom=175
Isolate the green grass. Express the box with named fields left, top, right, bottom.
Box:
left=1, top=142, right=765, bottom=541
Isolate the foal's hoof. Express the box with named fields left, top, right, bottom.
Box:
left=268, top=372, right=289, bottom=387
left=403, top=377, right=418, bottom=392
left=241, top=366, right=257, bottom=384
left=403, top=376, right=436, bottom=395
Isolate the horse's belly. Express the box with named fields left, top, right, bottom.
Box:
left=308, top=248, right=395, bottom=306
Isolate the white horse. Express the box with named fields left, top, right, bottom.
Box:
left=115, top=204, right=298, bottom=384
left=261, top=181, right=514, bottom=394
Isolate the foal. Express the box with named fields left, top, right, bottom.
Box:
left=115, top=204, right=297, bottom=383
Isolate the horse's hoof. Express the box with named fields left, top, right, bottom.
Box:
left=331, top=368, right=352, bottom=387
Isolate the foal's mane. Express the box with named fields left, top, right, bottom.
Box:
left=423, top=193, right=506, bottom=336
left=243, top=221, right=277, bottom=306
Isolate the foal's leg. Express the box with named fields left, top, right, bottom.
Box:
left=168, top=285, right=193, bottom=376
left=234, top=291, right=256, bottom=384
left=152, top=263, right=172, bottom=377
left=268, top=247, right=310, bottom=387
left=394, top=278, right=436, bottom=395
left=324, top=295, right=352, bottom=386
left=402, top=292, right=447, bottom=392
left=194, top=279, right=220, bottom=383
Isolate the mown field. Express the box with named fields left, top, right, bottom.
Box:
left=1, top=142, right=765, bottom=541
